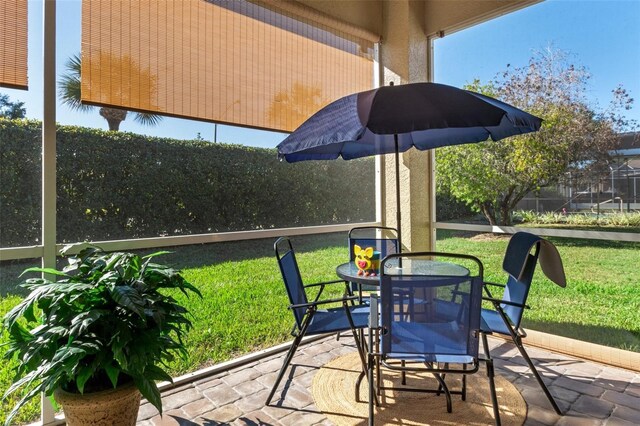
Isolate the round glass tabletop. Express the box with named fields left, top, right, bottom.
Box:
left=336, top=259, right=469, bottom=286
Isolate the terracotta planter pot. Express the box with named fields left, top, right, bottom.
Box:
left=54, top=382, right=141, bottom=426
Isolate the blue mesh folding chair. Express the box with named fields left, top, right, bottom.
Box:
left=267, top=237, right=370, bottom=405
left=367, top=252, right=500, bottom=426
left=348, top=226, right=399, bottom=296
left=480, top=231, right=566, bottom=415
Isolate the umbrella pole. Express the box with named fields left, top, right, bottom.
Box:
left=394, top=134, right=402, bottom=252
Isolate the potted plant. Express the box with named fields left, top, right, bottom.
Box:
left=2, top=245, right=201, bottom=426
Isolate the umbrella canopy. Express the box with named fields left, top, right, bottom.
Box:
left=276, top=82, right=542, bottom=248
left=277, top=82, right=542, bottom=162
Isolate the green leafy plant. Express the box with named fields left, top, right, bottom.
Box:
left=1, top=245, right=201, bottom=425
left=515, top=209, right=640, bottom=227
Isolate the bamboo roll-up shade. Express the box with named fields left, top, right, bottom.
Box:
left=81, top=0, right=375, bottom=132
left=0, top=0, right=28, bottom=90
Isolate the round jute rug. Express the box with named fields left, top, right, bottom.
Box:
left=312, top=352, right=527, bottom=426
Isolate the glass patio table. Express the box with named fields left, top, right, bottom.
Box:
left=336, top=257, right=471, bottom=402
left=336, top=258, right=470, bottom=316
left=336, top=258, right=469, bottom=286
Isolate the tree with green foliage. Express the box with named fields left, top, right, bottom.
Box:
left=436, top=48, right=635, bottom=225
left=58, top=54, right=162, bottom=131
left=0, top=94, right=26, bottom=119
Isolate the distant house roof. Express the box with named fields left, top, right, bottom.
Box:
left=613, top=132, right=640, bottom=157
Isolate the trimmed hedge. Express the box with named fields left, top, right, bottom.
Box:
left=0, top=120, right=41, bottom=246
left=0, top=119, right=375, bottom=246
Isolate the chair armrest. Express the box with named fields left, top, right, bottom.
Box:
left=289, top=295, right=361, bottom=310
left=482, top=281, right=505, bottom=298
left=482, top=296, right=530, bottom=309
left=305, top=280, right=348, bottom=303
left=304, top=279, right=346, bottom=288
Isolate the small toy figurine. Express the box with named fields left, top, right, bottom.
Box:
left=354, top=245, right=380, bottom=276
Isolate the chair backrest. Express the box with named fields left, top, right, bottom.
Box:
left=501, top=232, right=541, bottom=328
left=348, top=226, right=399, bottom=262
left=379, top=252, right=483, bottom=362
left=274, top=237, right=308, bottom=329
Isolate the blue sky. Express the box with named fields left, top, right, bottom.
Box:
left=434, top=0, right=640, bottom=122
left=2, top=0, right=639, bottom=148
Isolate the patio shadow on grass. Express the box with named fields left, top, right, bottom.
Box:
left=522, top=319, right=640, bottom=353
left=0, top=232, right=348, bottom=297
left=148, top=232, right=347, bottom=270
left=544, top=235, right=640, bottom=250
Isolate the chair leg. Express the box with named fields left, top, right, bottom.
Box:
left=481, top=333, right=501, bottom=425
left=267, top=314, right=313, bottom=406
left=354, top=328, right=367, bottom=401
left=432, top=372, right=452, bottom=413
left=484, top=329, right=561, bottom=419
left=513, top=335, right=563, bottom=415
left=355, top=337, right=380, bottom=406
left=347, top=323, right=368, bottom=380
left=368, top=317, right=376, bottom=426
left=485, top=358, right=501, bottom=426
left=481, top=332, right=492, bottom=360
left=436, top=363, right=447, bottom=396
left=338, top=281, right=359, bottom=343
left=368, top=352, right=375, bottom=425
left=344, top=303, right=379, bottom=406
left=265, top=331, right=306, bottom=405
left=375, top=330, right=382, bottom=397
left=355, top=329, right=379, bottom=405
left=462, top=364, right=467, bottom=401
left=492, top=304, right=563, bottom=416
left=376, top=356, right=382, bottom=397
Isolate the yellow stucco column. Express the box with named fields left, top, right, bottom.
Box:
left=378, top=0, right=434, bottom=252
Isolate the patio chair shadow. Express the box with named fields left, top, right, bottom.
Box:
left=543, top=235, right=639, bottom=250
left=266, top=363, right=322, bottom=409
left=165, top=415, right=200, bottom=426
left=488, top=338, right=580, bottom=376
left=148, top=232, right=347, bottom=270
left=0, top=232, right=347, bottom=297
left=217, top=418, right=276, bottom=426
left=522, top=319, right=640, bottom=352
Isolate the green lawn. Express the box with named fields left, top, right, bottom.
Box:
left=0, top=295, right=35, bottom=425
left=0, top=235, right=349, bottom=424
left=436, top=230, right=640, bottom=351
left=1, top=231, right=638, bottom=424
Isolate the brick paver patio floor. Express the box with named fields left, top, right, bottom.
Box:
left=136, top=335, right=640, bottom=426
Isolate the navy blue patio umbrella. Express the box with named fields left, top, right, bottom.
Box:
left=277, top=82, right=542, bottom=248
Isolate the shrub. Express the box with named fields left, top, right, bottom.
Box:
left=515, top=209, right=640, bottom=227
left=0, top=119, right=375, bottom=247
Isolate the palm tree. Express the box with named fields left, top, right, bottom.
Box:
left=58, top=54, right=162, bottom=131
left=267, top=83, right=328, bottom=131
